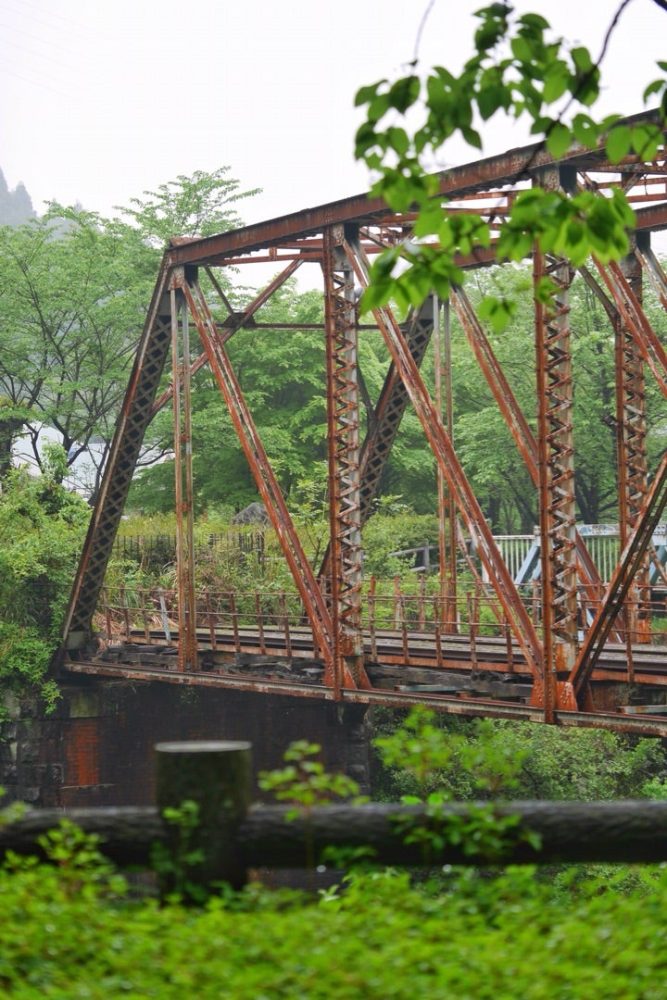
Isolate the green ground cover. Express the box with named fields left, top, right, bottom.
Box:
left=0, top=858, right=666, bottom=999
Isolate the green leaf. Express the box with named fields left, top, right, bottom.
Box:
left=572, top=113, right=599, bottom=149
left=510, top=36, right=532, bottom=63
left=477, top=295, right=517, bottom=333
left=534, top=276, right=557, bottom=305
left=354, top=81, right=385, bottom=107
left=360, top=281, right=393, bottom=311
left=643, top=79, right=664, bottom=102
left=606, top=124, right=632, bottom=163
left=542, top=63, right=570, bottom=104
left=461, top=126, right=482, bottom=149
left=386, top=126, right=410, bottom=157
left=477, top=84, right=504, bottom=121
left=546, top=123, right=571, bottom=159
left=631, top=124, right=661, bottom=160
left=388, top=75, right=420, bottom=114
left=367, top=92, right=392, bottom=124
left=518, top=13, right=550, bottom=30
left=571, top=46, right=593, bottom=73
left=413, top=202, right=445, bottom=238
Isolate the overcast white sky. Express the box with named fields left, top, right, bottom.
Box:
left=1, top=0, right=665, bottom=229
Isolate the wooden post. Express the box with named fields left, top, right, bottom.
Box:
left=155, top=740, right=252, bottom=893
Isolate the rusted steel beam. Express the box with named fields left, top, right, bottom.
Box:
left=358, top=303, right=435, bottom=523
left=636, top=242, right=667, bottom=311
left=452, top=285, right=608, bottom=620
left=316, top=300, right=435, bottom=588
left=434, top=297, right=458, bottom=626
left=452, top=286, right=537, bottom=479
left=180, top=275, right=348, bottom=690
left=345, top=242, right=543, bottom=679
left=633, top=202, right=667, bottom=233
left=577, top=264, right=619, bottom=326
left=534, top=251, right=577, bottom=714
left=570, top=452, right=667, bottom=701
left=150, top=259, right=301, bottom=418
left=323, top=225, right=367, bottom=691
left=61, top=262, right=173, bottom=650
left=534, top=175, right=579, bottom=720
left=170, top=272, right=198, bottom=671
left=593, top=257, right=667, bottom=397
left=62, top=658, right=667, bottom=736
left=615, top=249, right=651, bottom=644
left=167, top=110, right=665, bottom=267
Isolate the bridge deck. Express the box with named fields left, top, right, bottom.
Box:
left=63, top=625, right=667, bottom=736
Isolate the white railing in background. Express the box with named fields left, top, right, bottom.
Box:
left=490, top=524, right=667, bottom=586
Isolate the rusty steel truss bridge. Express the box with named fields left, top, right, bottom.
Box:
left=58, top=108, right=667, bottom=736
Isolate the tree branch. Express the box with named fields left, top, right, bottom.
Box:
left=411, top=0, right=437, bottom=66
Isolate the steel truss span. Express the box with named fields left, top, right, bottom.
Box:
left=60, top=109, right=667, bottom=732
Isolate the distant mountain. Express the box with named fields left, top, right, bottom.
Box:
left=0, top=168, right=35, bottom=225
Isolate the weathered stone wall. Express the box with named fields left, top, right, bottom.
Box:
left=0, top=680, right=371, bottom=809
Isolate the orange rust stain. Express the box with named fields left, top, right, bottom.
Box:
left=64, top=720, right=100, bottom=786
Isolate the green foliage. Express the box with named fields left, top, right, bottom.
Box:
left=375, top=706, right=458, bottom=792
left=3, top=851, right=667, bottom=996
left=362, top=509, right=439, bottom=575
left=0, top=460, right=89, bottom=705
left=0, top=712, right=666, bottom=993
left=354, top=2, right=667, bottom=320
left=151, top=800, right=207, bottom=904
left=373, top=710, right=667, bottom=803
left=117, top=168, right=259, bottom=250
left=0, top=623, right=59, bottom=714
left=375, top=708, right=539, bottom=862
left=259, top=740, right=365, bottom=820
left=32, top=819, right=126, bottom=900
left=0, top=788, right=26, bottom=828
left=0, top=208, right=151, bottom=485
left=0, top=169, right=258, bottom=494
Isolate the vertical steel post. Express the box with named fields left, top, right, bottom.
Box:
left=615, top=244, right=650, bottom=643
left=171, top=269, right=198, bottom=671
left=434, top=297, right=458, bottom=630
left=533, top=166, right=578, bottom=718
left=323, top=224, right=365, bottom=689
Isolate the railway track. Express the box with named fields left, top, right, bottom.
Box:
left=59, top=623, right=667, bottom=735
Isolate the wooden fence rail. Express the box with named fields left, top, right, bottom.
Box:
left=2, top=742, right=667, bottom=893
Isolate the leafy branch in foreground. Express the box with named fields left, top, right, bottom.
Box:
left=375, top=708, right=540, bottom=862
left=354, top=2, right=667, bottom=325
left=259, top=740, right=366, bottom=821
